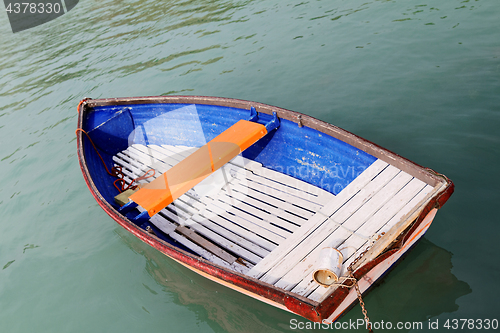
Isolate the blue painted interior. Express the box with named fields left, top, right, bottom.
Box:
left=82, top=102, right=376, bottom=248
left=83, top=102, right=376, bottom=199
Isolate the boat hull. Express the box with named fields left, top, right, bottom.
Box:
left=76, top=95, right=454, bottom=322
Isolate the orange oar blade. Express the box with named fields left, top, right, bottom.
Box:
left=129, top=120, right=267, bottom=217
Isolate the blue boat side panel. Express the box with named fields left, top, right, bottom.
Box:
left=84, top=103, right=376, bottom=196
left=84, top=107, right=134, bottom=155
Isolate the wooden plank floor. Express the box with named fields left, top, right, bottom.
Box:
left=113, top=144, right=334, bottom=274
left=113, top=144, right=435, bottom=301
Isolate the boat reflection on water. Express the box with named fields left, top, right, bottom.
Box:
left=113, top=227, right=296, bottom=332
left=115, top=226, right=470, bottom=332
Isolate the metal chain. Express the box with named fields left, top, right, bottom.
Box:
left=347, top=245, right=374, bottom=333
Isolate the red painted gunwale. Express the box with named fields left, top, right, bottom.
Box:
left=76, top=96, right=454, bottom=322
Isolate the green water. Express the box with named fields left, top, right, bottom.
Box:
left=0, top=0, right=498, bottom=332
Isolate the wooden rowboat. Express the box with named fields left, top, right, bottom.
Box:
left=76, top=96, right=453, bottom=323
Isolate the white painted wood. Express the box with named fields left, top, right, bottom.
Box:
left=213, top=190, right=299, bottom=233
left=258, top=168, right=409, bottom=285
left=151, top=205, right=259, bottom=267
left=349, top=182, right=443, bottom=274
left=225, top=181, right=314, bottom=220
left=135, top=144, right=184, bottom=166
left=158, top=143, right=327, bottom=212
left=322, top=209, right=438, bottom=324
left=246, top=159, right=390, bottom=280
left=162, top=143, right=263, bottom=171
left=196, top=199, right=284, bottom=245
left=226, top=170, right=323, bottom=212
left=179, top=219, right=263, bottom=264
left=157, top=205, right=192, bottom=226
left=232, top=170, right=327, bottom=211
left=115, top=150, right=268, bottom=263
left=146, top=210, right=250, bottom=274
left=189, top=214, right=272, bottom=257
left=192, top=211, right=278, bottom=252
left=251, top=167, right=334, bottom=205
left=117, top=147, right=209, bottom=211
left=199, top=196, right=291, bottom=240
left=116, top=143, right=436, bottom=297
left=306, top=183, right=436, bottom=302
left=219, top=184, right=310, bottom=226
left=285, top=178, right=428, bottom=296
left=125, top=145, right=214, bottom=205
left=134, top=144, right=237, bottom=202
left=176, top=225, right=238, bottom=264
left=113, top=143, right=328, bottom=268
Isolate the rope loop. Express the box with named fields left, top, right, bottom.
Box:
left=76, top=128, right=155, bottom=193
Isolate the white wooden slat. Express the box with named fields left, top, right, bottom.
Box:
left=286, top=177, right=427, bottom=295
left=158, top=143, right=195, bottom=158
left=335, top=171, right=414, bottom=231
left=258, top=168, right=410, bottom=285
left=127, top=145, right=175, bottom=170
left=198, top=198, right=285, bottom=244
left=233, top=169, right=326, bottom=211
left=113, top=153, right=150, bottom=178
left=194, top=210, right=278, bottom=252
left=223, top=184, right=306, bottom=230
left=176, top=225, right=238, bottom=264
left=348, top=180, right=429, bottom=240
left=161, top=144, right=262, bottom=174
left=250, top=167, right=334, bottom=205
left=306, top=183, right=436, bottom=302
left=125, top=146, right=174, bottom=170
left=161, top=144, right=273, bottom=185
left=246, top=159, right=390, bottom=279
left=383, top=187, right=435, bottom=232
left=180, top=217, right=263, bottom=264
left=147, top=212, right=250, bottom=274
left=213, top=189, right=299, bottom=233
left=172, top=229, right=250, bottom=274
left=226, top=181, right=314, bottom=220
left=129, top=179, right=266, bottom=264
left=199, top=196, right=291, bottom=240
left=129, top=145, right=220, bottom=204
left=118, top=145, right=409, bottom=284
left=190, top=214, right=273, bottom=255
left=112, top=159, right=140, bottom=182
left=227, top=169, right=324, bottom=212
left=134, top=144, right=183, bottom=166
left=115, top=153, right=231, bottom=246
left=161, top=203, right=193, bottom=223
left=117, top=143, right=438, bottom=301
